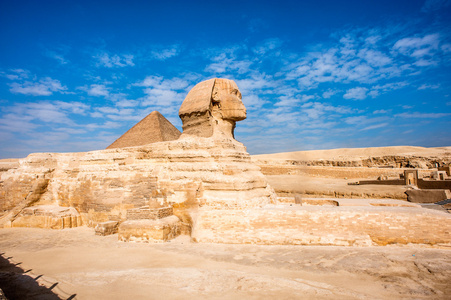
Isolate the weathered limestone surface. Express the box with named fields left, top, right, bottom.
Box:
left=192, top=206, right=451, bottom=246
left=0, top=136, right=274, bottom=228
left=118, top=215, right=181, bottom=242
left=11, top=205, right=81, bottom=229
left=95, top=221, right=119, bottom=236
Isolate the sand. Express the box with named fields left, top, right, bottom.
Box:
left=1, top=227, right=450, bottom=299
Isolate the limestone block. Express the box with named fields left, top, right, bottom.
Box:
left=406, top=189, right=451, bottom=203
left=12, top=205, right=81, bottom=229
left=118, top=215, right=181, bottom=242
left=126, top=206, right=173, bottom=220
left=301, top=199, right=339, bottom=206
left=95, top=221, right=119, bottom=236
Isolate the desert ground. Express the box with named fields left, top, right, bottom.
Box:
left=1, top=227, right=451, bottom=300
left=1, top=146, right=450, bottom=299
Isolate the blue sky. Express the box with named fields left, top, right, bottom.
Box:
left=1, top=0, right=450, bottom=158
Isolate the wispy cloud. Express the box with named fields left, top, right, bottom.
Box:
left=0, top=100, right=89, bottom=135
left=94, top=52, right=135, bottom=68
left=418, top=83, right=440, bottom=90
left=392, top=33, right=441, bottom=66
left=395, top=112, right=450, bottom=118
left=204, top=46, right=252, bottom=74
left=44, top=46, right=70, bottom=65
left=361, top=122, right=389, bottom=131
left=252, top=38, right=282, bottom=55
left=343, top=87, right=368, bottom=100
left=85, top=84, right=110, bottom=97
left=135, top=75, right=193, bottom=109
left=322, top=89, right=340, bottom=99
left=150, top=45, right=181, bottom=60
left=8, top=76, right=67, bottom=96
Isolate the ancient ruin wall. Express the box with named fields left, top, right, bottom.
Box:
left=192, top=207, right=451, bottom=246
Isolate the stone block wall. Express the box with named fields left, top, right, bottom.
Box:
left=126, top=207, right=173, bottom=220
left=192, top=206, right=451, bottom=246
left=418, top=179, right=451, bottom=190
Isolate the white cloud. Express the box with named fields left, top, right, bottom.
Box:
left=393, top=34, right=440, bottom=63
left=252, top=38, right=282, bottom=55
left=136, top=75, right=194, bottom=108
left=361, top=122, right=389, bottom=131
left=204, top=47, right=252, bottom=74
left=343, top=87, right=368, bottom=100
left=94, top=52, right=135, bottom=68
left=3, top=69, right=30, bottom=80
left=87, top=84, right=110, bottom=97
left=150, top=45, right=181, bottom=60
left=395, top=112, right=450, bottom=118
left=0, top=100, right=89, bottom=137
left=116, top=99, right=139, bottom=107
left=357, top=48, right=392, bottom=67
left=86, top=121, right=122, bottom=130
left=9, top=77, right=67, bottom=96
left=418, top=83, right=440, bottom=90
left=322, top=89, right=339, bottom=99
left=373, top=109, right=390, bottom=114
left=45, top=47, right=70, bottom=65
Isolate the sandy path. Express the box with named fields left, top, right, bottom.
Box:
left=1, top=227, right=450, bottom=299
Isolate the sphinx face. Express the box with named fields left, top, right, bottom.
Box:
left=179, top=78, right=247, bottom=139
left=219, top=89, right=247, bottom=121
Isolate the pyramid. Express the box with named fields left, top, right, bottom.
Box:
left=106, top=111, right=181, bottom=149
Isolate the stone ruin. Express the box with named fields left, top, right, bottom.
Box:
left=1, top=78, right=450, bottom=246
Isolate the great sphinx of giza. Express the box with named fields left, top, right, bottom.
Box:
left=0, top=78, right=276, bottom=239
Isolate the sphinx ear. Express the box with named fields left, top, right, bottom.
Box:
left=211, top=89, right=221, bottom=103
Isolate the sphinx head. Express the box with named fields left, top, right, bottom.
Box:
left=178, top=78, right=246, bottom=139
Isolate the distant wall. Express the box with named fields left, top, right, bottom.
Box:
left=358, top=179, right=405, bottom=186
left=418, top=179, right=451, bottom=190
left=257, top=165, right=431, bottom=179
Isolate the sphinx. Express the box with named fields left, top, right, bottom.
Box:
left=0, top=78, right=276, bottom=237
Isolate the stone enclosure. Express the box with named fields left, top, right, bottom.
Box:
left=1, top=78, right=450, bottom=247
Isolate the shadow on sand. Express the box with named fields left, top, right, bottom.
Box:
left=0, top=253, right=76, bottom=300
